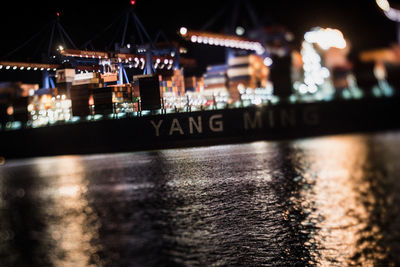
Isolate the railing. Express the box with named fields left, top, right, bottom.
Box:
left=0, top=84, right=398, bottom=132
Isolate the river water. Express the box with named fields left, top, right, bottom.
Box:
left=1, top=131, right=400, bottom=266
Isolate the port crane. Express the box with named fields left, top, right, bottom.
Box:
left=72, top=0, right=180, bottom=85
left=178, top=0, right=292, bottom=64
left=0, top=13, right=78, bottom=90
left=177, top=0, right=294, bottom=99
left=0, top=2, right=178, bottom=89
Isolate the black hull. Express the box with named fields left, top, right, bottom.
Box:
left=1, top=97, right=400, bottom=159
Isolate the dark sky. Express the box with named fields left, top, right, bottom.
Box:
left=0, top=0, right=399, bottom=61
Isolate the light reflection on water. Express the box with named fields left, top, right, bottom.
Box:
left=0, top=132, right=400, bottom=266
left=296, top=135, right=400, bottom=266
left=35, top=157, right=102, bottom=267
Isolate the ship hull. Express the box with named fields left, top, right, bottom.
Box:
left=1, top=97, right=400, bottom=159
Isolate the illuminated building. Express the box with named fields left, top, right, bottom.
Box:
left=0, top=82, right=39, bottom=127
left=170, top=69, right=185, bottom=97
left=360, top=46, right=400, bottom=89
left=202, top=65, right=229, bottom=106
left=184, top=76, right=204, bottom=93
left=158, top=69, right=186, bottom=109
left=28, top=94, right=72, bottom=127
left=227, top=55, right=270, bottom=102
left=372, top=62, right=395, bottom=97
left=92, top=85, right=134, bottom=116
left=295, top=27, right=363, bottom=100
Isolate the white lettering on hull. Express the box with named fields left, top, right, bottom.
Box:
left=189, top=116, right=203, bottom=134
left=150, top=120, right=163, bottom=137
left=150, top=108, right=319, bottom=137
left=209, top=114, right=224, bottom=132
left=244, top=111, right=262, bottom=130
left=169, top=119, right=184, bottom=135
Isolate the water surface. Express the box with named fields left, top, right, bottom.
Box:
left=1, top=132, right=400, bottom=266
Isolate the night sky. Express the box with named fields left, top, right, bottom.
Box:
left=0, top=0, right=399, bottom=73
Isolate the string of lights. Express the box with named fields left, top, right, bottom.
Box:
left=0, top=61, right=59, bottom=71
left=179, top=28, right=265, bottom=55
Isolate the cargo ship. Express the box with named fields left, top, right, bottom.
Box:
left=1, top=6, right=400, bottom=159
left=1, top=93, right=399, bottom=159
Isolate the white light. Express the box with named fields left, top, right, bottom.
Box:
left=47, top=68, right=50, bottom=71
left=304, top=27, right=347, bottom=50
left=6, top=66, right=10, bottom=70
left=34, top=67, right=38, bottom=71
left=164, top=59, right=169, bottom=64
left=191, top=35, right=197, bottom=42
left=299, top=84, right=308, bottom=94
left=180, top=27, right=188, bottom=35
left=58, top=45, right=64, bottom=51
left=13, top=66, right=17, bottom=70
left=156, top=58, right=161, bottom=63
left=235, top=26, right=245, bottom=36
left=127, top=43, right=131, bottom=49
left=237, top=83, right=245, bottom=94
left=263, top=57, right=273, bottom=67
left=243, top=42, right=250, bottom=50
left=40, top=68, right=44, bottom=71
left=308, top=84, right=318, bottom=94
left=376, top=0, right=390, bottom=12
left=300, top=40, right=332, bottom=95
left=256, top=46, right=265, bottom=55
left=27, top=67, right=31, bottom=70
left=321, top=67, right=330, bottom=78
left=20, top=66, right=24, bottom=70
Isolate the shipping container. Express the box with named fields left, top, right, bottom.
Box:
left=92, top=85, right=134, bottom=115
left=11, top=97, right=29, bottom=123
left=270, top=55, right=292, bottom=98
left=70, top=84, right=96, bottom=117
left=133, top=75, right=161, bottom=111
